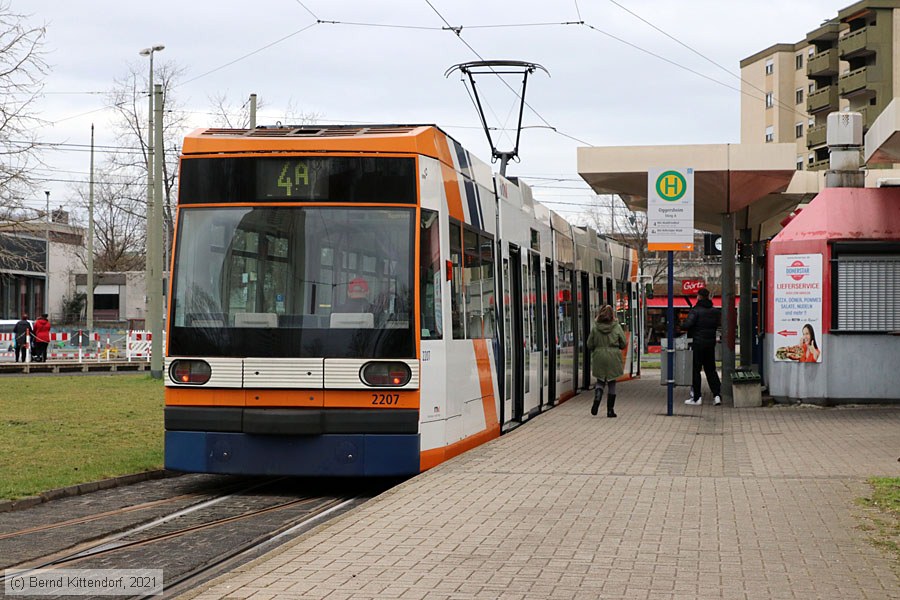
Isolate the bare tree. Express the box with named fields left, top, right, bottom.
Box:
left=70, top=174, right=146, bottom=272
left=104, top=60, right=188, bottom=262
left=208, top=93, right=322, bottom=129
left=0, top=2, right=47, bottom=267
left=207, top=92, right=266, bottom=129
left=585, top=194, right=666, bottom=289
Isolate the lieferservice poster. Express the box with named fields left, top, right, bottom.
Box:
left=773, top=253, right=823, bottom=363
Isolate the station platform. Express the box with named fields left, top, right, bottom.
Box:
left=0, top=359, right=148, bottom=375
left=184, top=373, right=900, bottom=599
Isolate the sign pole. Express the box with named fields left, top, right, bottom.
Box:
left=647, top=167, right=694, bottom=416
left=666, top=250, right=674, bottom=416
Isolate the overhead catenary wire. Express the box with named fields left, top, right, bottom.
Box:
left=294, top=0, right=319, bottom=20
left=606, top=0, right=811, bottom=119
left=179, top=22, right=320, bottom=86
left=34, top=2, right=807, bottom=206
left=45, top=6, right=783, bottom=146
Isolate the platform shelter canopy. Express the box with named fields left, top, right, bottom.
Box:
left=577, top=143, right=799, bottom=237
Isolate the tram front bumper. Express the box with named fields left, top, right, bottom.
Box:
left=164, top=431, right=421, bottom=477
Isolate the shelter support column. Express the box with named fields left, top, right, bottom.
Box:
left=739, top=211, right=753, bottom=367
left=720, top=212, right=736, bottom=402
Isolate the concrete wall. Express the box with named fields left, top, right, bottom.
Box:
left=767, top=334, right=900, bottom=403
left=125, top=271, right=147, bottom=321
left=48, top=236, right=85, bottom=320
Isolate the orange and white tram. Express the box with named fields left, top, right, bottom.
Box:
left=164, top=124, right=641, bottom=477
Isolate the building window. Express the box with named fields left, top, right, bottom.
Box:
left=796, top=156, right=804, bottom=171
left=809, top=83, right=815, bottom=94
left=808, top=47, right=815, bottom=57
left=808, top=152, right=815, bottom=165
left=808, top=117, right=815, bottom=128
left=765, top=92, right=774, bottom=108
left=796, top=54, right=803, bottom=70
left=833, top=243, right=900, bottom=331
left=765, top=126, right=774, bottom=143
left=795, top=88, right=804, bottom=104
left=795, top=123, right=803, bottom=138
left=765, top=59, right=774, bottom=75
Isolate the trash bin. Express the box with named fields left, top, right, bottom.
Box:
left=660, top=336, right=692, bottom=386
left=732, top=368, right=762, bottom=407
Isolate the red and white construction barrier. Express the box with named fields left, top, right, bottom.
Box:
left=45, top=331, right=104, bottom=362
left=0, top=333, right=24, bottom=360
left=127, top=330, right=152, bottom=361
left=3, top=330, right=157, bottom=363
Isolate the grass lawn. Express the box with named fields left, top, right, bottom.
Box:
left=0, top=374, right=164, bottom=500
left=857, top=476, right=900, bottom=561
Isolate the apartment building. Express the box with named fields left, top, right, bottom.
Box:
left=740, top=0, right=900, bottom=171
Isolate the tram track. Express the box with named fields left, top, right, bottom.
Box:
left=1, top=475, right=386, bottom=598
left=137, top=495, right=360, bottom=599
left=0, top=476, right=283, bottom=568
left=15, top=495, right=338, bottom=569
left=0, top=477, right=257, bottom=542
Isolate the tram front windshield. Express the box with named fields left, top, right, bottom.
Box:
left=169, top=206, right=415, bottom=359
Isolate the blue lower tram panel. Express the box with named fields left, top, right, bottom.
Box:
left=165, top=431, right=421, bottom=477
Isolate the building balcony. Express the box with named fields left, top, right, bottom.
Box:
left=806, top=22, right=841, bottom=45
left=807, top=48, right=839, bottom=77
left=808, top=85, right=839, bottom=114
left=854, top=106, right=875, bottom=130
left=839, top=27, right=873, bottom=59
left=806, top=125, right=827, bottom=148
left=809, top=158, right=830, bottom=171
left=839, top=66, right=871, bottom=97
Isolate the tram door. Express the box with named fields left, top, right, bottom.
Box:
left=509, top=245, right=525, bottom=421
left=579, top=272, right=592, bottom=390
left=606, top=278, right=614, bottom=311
left=530, top=252, right=545, bottom=408
left=545, top=260, right=556, bottom=405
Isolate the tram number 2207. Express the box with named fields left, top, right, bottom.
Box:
left=372, top=393, right=400, bottom=405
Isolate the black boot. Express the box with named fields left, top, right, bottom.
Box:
left=591, top=386, right=604, bottom=416
left=607, top=394, right=617, bottom=418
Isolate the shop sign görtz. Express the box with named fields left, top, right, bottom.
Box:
left=681, top=279, right=705, bottom=295
left=773, top=254, right=823, bottom=363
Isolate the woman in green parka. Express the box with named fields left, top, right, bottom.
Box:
left=586, top=304, right=627, bottom=417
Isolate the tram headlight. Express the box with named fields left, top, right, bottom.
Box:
left=169, top=359, right=212, bottom=385
left=361, top=362, right=411, bottom=387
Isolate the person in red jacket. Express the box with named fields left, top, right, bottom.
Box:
left=32, top=313, right=51, bottom=363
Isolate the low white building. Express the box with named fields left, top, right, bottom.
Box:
left=0, top=213, right=84, bottom=321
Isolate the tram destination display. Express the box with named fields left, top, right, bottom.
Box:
left=178, top=156, right=417, bottom=204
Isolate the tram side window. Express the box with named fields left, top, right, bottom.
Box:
left=464, top=229, right=482, bottom=339
left=449, top=221, right=465, bottom=338
left=616, top=281, right=632, bottom=330
left=420, top=209, right=442, bottom=339
left=557, top=266, right=575, bottom=381
left=461, top=228, right=494, bottom=340
left=480, top=235, right=495, bottom=339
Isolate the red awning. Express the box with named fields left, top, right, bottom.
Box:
left=646, top=296, right=737, bottom=308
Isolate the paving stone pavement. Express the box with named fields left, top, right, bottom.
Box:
left=183, top=374, right=900, bottom=599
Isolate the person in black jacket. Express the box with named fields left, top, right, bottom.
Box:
left=682, top=288, right=722, bottom=406
left=13, top=314, right=33, bottom=363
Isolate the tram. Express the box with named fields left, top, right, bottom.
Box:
left=164, top=124, right=641, bottom=477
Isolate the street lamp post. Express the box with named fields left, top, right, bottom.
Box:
left=140, top=44, right=164, bottom=378
left=44, top=190, right=50, bottom=317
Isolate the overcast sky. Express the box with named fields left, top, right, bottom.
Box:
left=22, top=0, right=850, bottom=221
